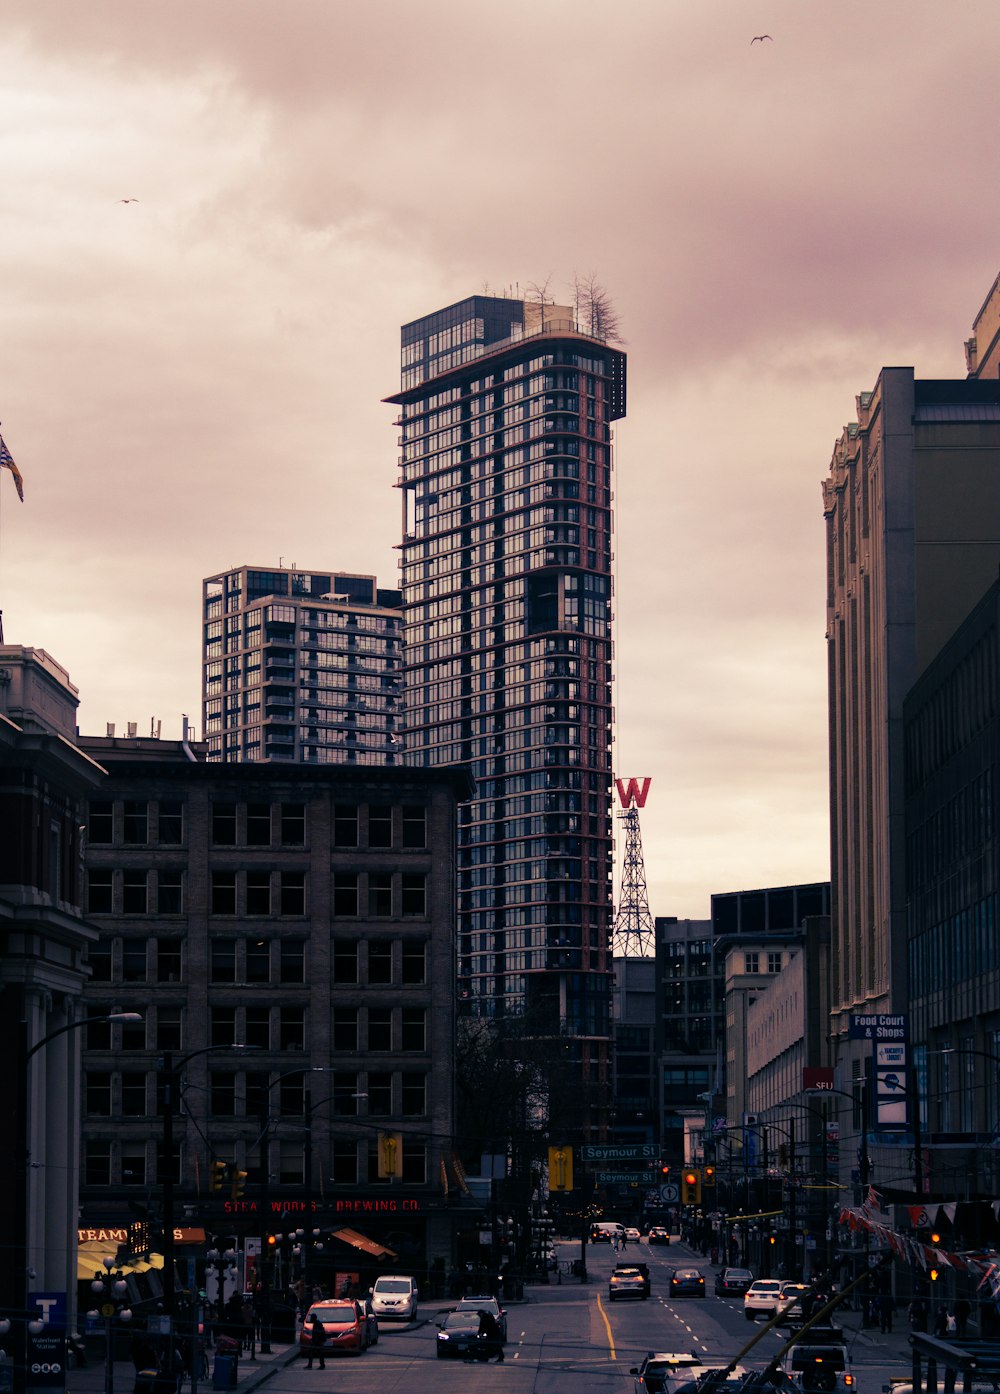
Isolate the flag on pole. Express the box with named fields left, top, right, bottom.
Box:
left=0, top=433, right=24, bottom=502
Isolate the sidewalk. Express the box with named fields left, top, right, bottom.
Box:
left=67, top=1342, right=298, bottom=1394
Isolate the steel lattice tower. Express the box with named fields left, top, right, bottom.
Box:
left=612, top=804, right=655, bottom=956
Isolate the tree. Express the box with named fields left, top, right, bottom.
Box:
left=573, top=272, right=625, bottom=343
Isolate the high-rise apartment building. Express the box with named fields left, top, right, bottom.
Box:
left=202, top=566, right=403, bottom=764
left=386, top=293, right=626, bottom=1124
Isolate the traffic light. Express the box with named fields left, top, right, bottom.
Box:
left=377, top=1131, right=403, bottom=1178
left=209, top=1160, right=227, bottom=1193
left=230, top=1168, right=248, bottom=1200
left=681, top=1168, right=702, bottom=1204
left=548, top=1144, right=573, bottom=1191
left=660, top=1163, right=671, bottom=1178
left=703, top=1165, right=716, bottom=1187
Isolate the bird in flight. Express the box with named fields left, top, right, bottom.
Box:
left=117, top=198, right=140, bottom=203
left=750, top=34, right=772, bottom=43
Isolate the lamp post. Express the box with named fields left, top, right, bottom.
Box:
left=87, top=1257, right=132, bottom=1394
left=4, top=1011, right=142, bottom=1394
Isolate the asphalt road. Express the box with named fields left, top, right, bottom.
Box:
left=248, top=1238, right=912, bottom=1394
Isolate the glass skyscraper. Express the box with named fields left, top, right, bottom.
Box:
left=387, top=293, right=626, bottom=1124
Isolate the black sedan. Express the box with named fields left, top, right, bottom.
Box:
left=648, top=1227, right=671, bottom=1246
left=436, top=1310, right=483, bottom=1359
left=715, top=1267, right=754, bottom=1296
left=668, top=1267, right=707, bottom=1298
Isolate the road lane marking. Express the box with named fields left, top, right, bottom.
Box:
left=596, top=1292, right=616, bottom=1359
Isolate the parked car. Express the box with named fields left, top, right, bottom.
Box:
left=647, top=1227, right=671, bottom=1246
left=668, top=1268, right=707, bottom=1298
left=436, top=1310, right=483, bottom=1359
left=298, top=1299, right=376, bottom=1357
left=715, top=1267, right=755, bottom=1296
left=609, top=1264, right=650, bottom=1301
left=744, top=1278, right=785, bottom=1320
left=454, top=1295, right=507, bottom=1342
left=368, top=1274, right=418, bottom=1321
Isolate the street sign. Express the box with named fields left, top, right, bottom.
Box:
left=659, top=1183, right=679, bottom=1202
left=581, top=1143, right=657, bottom=1162
left=595, top=1170, right=656, bottom=1184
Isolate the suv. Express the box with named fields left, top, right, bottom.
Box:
left=744, top=1278, right=785, bottom=1320
left=610, top=1264, right=651, bottom=1301
left=368, top=1274, right=418, bottom=1321
left=785, top=1326, right=854, bottom=1393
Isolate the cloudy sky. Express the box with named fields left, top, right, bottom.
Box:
left=1, top=0, right=997, bottom=919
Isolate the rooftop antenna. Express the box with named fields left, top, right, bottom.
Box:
left=612, top=777, right=655, bottom=957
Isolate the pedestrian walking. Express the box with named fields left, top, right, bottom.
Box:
left=305, top=1314, right=326, bottom=1370
left=476, top=1310, right=504, bottom=1363
left=908, top=1297, right=928, bottom=1332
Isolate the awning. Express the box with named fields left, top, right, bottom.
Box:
left=330, top=1227, right=396, bottom=1259
left=78, top=1243, right=164, bottom=1281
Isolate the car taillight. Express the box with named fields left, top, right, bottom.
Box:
left=844, top=1376, right=854, bottom=1386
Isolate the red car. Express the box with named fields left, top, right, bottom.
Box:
left=298, top=1300, right=377, bottom=1357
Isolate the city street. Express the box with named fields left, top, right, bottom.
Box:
left=70, top=1239, right=914, bottom=1394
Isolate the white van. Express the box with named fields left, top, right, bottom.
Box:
left=368, top=1274, right=419, bottom=1321
left=590, top=1221, right=625, bottom=1244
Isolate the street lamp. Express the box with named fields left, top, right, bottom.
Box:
left=5, top=1010, right=142, bottom=1394
left=88, top=1257, right=132, bottom=1394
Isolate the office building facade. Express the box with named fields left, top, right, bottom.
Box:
left=386, top=293, right=626, bottom=1128
left=78, top=736, right=473, bottom=1266
left=202, top=565, right=402, bottom=764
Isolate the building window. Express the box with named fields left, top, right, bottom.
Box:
left=368, top=873, right=393, bottom=918
left=279, top=938, right=305, bottom=983
left=212, top=872, right=237, bottom=915
left=401, top=1072, right=426, bottom=1117
left=121, top=940, right=148, bottom=983
left=332, top=1071, right=360, bottom=1116
left=122, top=1016, right=145, bottom=1050
left=401, top=874, right=427, bottom=917
left=368, top=1008, right=392, bottom=1052
left=86, top=1072, right=112, bottom=1116
left=158, top=871, right=183, bottom=915
left=744, top=952, right=760, bottom=974
left=156, top=936, right=182, bottom=980
left=156, top=1008, right=183, bottom=1051
left=367, top=1072, right=392, bottom=1115
left=158, top=800, right=184, bottom=845
left=334, top=804, right=358, bottom=847
left=401, top=941, right=426, bottom=984
left=123, top=801, right=149, bottom=845
left=121, top=1146, right=147, bottom=1187
left=368, top=806, right=393, bottom=849
left=330, top=1141, right=358, bottom=1185
left=211, top=1073, right=237, bottom=1116
left=211, top=1007, right=237, bottom=1046
left=333, top=873, right=359, bottom=917
left=122, top=871, right=149, bottom=915
left=279, top=871, right=306, bottom=916
left=767, top=952, right=782, bottom=974
left=212, top=802, right=237, bottom=846
left=246, top=871, right=271, bottom=916
left=211, top=939, right=237, bottom=983
left=333, top=938, right=358, bottom=983
left=279, top=1007, right=305, bottom=1050
left=87, top=1017, right=113, bottom=1049
left=400, top=1008, right=426, bottom=1052
left=246, top=939, right=271, bottom=984
left=278, top=1142, right=304, bottom=1185
left=88, top=942, right=113, bottom=982
left=280, top=803, right=305, bottom=846
left=89, top=800, right=114, bottom=844
left=368, top=940, right=393, bottom=984
left=278, top=1076, right=304, bottom=1116
left=245, top=1007, right=270, bottom=1049
left=401, top=1142, right=426, bottom=1185
left=402, top=805, right=426, bottom=849
left=333, top=1008, right=359, bottom=1052
left=88, top=870, right=114, bottom=915
left=85, top=1142, right=112, bottom=1186
left=121, top=1072, right=148, bottom=1116
left=246, top=802, right=272, bottom=846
